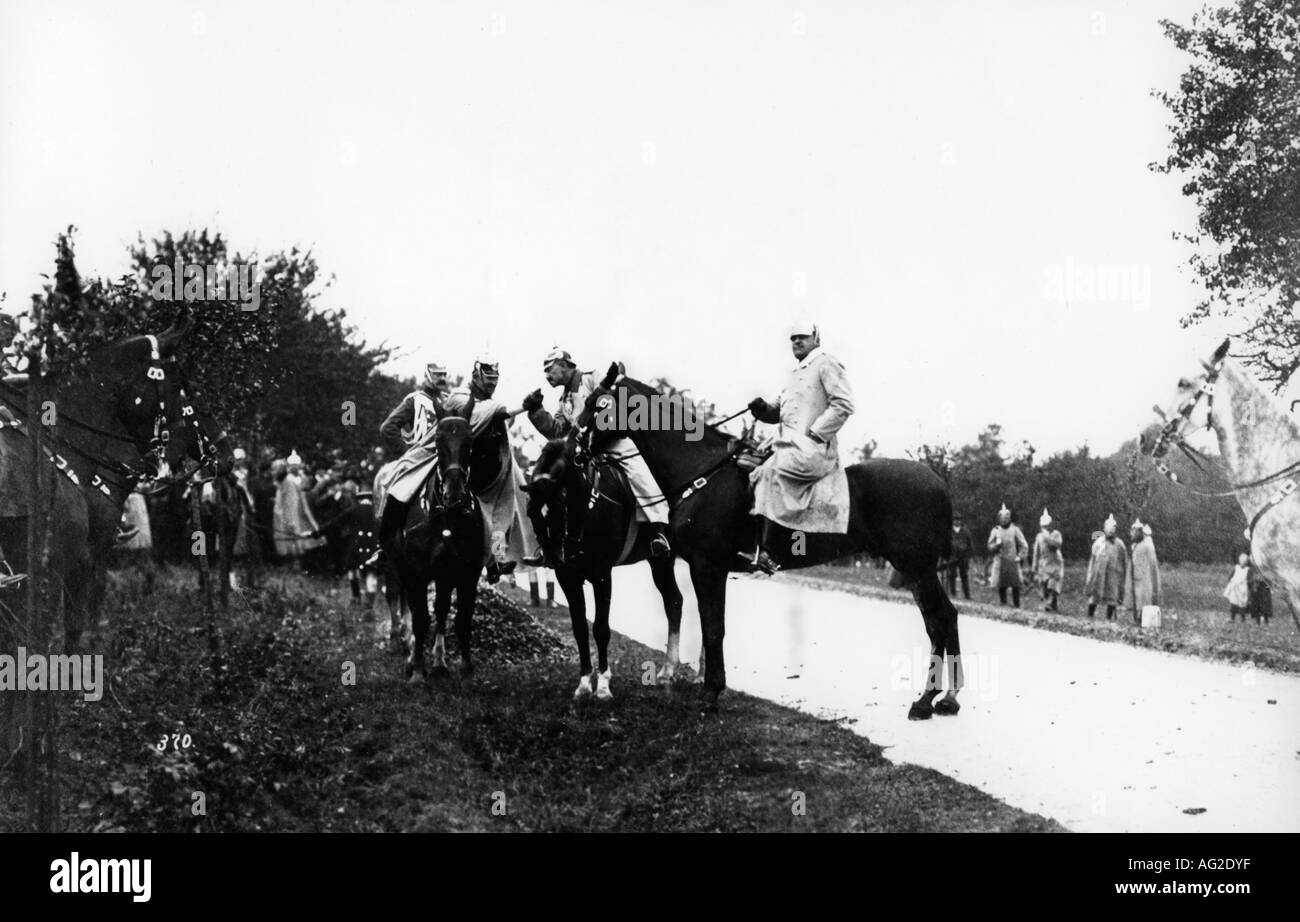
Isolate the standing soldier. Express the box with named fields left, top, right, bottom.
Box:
left=987, top=504, right=1028, bottom=607
left=1032, top=508, right=1064, bottom=612
left=1125, top=519, right=1162, bottom=625
left=945, top=512, right=975, bottom=600
left=521, top=347, right=672, bottom=565
left=1084, top=514, right=1127, bottom=619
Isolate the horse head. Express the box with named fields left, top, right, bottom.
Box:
left=576, top=361, right=635, bottom=453
left=432, top=397, right=474, bottom=513
left=89, top=309, right=196, bottom=476
left=1142, top=337, right=1229, bottom=459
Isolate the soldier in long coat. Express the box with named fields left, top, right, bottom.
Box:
left=1031, top=508, right=1064, bottom=612
left=1124, top=519, right=1162, bottom=624
left=273, top=452, right=325, bottom=563
left=1084, top=514, right=1127, bottom=619
left=744, top=317, right=855, bottom=574
left=987, top=504, right=1028, bottom=607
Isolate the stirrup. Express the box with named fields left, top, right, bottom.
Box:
left=650, top=533, right=671, bottom=558
left=521, top=551, right=549, bottom=567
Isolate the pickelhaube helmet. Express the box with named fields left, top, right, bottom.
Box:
left=472, top=353, right=500, bottom=395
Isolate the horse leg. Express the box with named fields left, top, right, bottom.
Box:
left=385, top=561, right=406, bottom=653
left=455, top=573, right=477, bottom=676
left=405, top=576, right=429, bottom=682
left=219, top=516, right=232, bottom=609
left=905, top=571, right=944, bottom=720
left=689, top=558, right=728, bottom=708
left=929, top=571, right=963, bottom=715
left=557, top=566, right=593, bottom=698
left=430, top=579, right=450, bottom=676
left=649, top=554, right=683, bottom=683
left=591, top=572, right=613, bottom=699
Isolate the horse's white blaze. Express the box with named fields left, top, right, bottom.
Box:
left=596, top=669, right=613, bottom=700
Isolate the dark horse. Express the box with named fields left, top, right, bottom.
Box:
left=522, top=433, right=685, bottom=700
left=392, top=396, right=488, bottom=681
left=577, top=368, right=962, bottom=718
left=0, top=313, right=199, bottom=647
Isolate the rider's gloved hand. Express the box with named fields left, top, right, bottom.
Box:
left=522, top=389, right=544, bottom=412
left=748, top=397, right=769, bottom=416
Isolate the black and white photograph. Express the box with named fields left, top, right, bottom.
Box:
left=0, top=0, right=1295, bottom=895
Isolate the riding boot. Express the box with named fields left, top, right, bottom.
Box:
left=1087, top=603, right=1097, bottom=618
left=998, top=587, right=1008, bottom=606
left=734, top=516, right=779, bottom=575
left=1012, top=587, right=1021, bottom=609
left=1106, top=604, right=1117, bottom=620
left=364, top=498, right=409, bottom=569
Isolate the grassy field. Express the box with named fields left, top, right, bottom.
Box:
left=786, top=560, right=1300, bottom=674
left=0, top=566, right=1062, bottom=832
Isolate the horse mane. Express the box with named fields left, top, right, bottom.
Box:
left=616, top=375, right=736, bottom=449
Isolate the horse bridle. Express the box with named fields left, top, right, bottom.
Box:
left=0, top=334, right=187, bottom=499
left=1150, top=358, right=1300, bottom=542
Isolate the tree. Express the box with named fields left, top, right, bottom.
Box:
left=1153, top=0, right=1300, bottom=387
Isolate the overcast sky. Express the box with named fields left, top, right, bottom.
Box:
left=0, top=0, right=1247, bottom=458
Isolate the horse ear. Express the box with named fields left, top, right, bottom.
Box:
left=1212, top=338, right=1229, bottom=363
left=156, top=306, right=194, bottom=356
left=601, top=362, right=621, bottom=388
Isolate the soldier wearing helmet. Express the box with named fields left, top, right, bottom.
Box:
left=521, top=346, right=672, bottom=564
left=366, top=362, right=452, bottom=570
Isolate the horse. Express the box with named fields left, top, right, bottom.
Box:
left=0, top=313, right=198, bottom=647
left=521, top=433, right=685, bottom=700
left=391, top=395, right=489, bottom=681
left=576, top=366, right=962, bottom=717
left=1142, top=337, right=1300, bottom=632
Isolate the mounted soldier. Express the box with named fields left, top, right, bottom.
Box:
left=520, top=346, right=671, bottom=566
left=440, top=354, right=532, bottom=577
left=367, top=361, right=451, bottom=568
left=743, top=317, right=855, bottom=574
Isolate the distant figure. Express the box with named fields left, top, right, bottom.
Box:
left=1084, top=514, right=1127, bottom=620
left=273, top=452, right=325, bottom=564
left=1248, top=560, right=1273, bottom=625
left=1031, top=508, right=1064, bottom=612
left=1224, top=553, right=1251, bottom=622
left=987, top=503, right=1028, bottom=608
left=945, top=512, right=974, bottom=600
left=1125, top=519, right=1162, bottom=625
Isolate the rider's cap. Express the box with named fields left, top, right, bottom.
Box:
left=543, top=346, right=574, bottom=370
left=1104, top=513, right=1117, bottom=532
left=998, top=502, right=1010, bottom=516
left=233, top=447, right=247, bottom=461
left=1040, top=508, right=1052, bottom=526
left=789, top=316, right=818, bottom=338
left=287, top=450, right=303, bottom=467
left=425, top=362, right=448, bottom=376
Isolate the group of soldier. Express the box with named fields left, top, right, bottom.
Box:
left=946, top=506, right=1163, bottom=623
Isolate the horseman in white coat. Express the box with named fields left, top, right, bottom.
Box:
left=520, top=347, right=672, bottom=565
left=367, top=362, right=449, bottom=565
left=744, top=317, right=855, bottom=574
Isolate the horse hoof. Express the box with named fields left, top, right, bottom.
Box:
left=700, top=687, right=721, bottom=711
left=907, top=701, right=934, bottom=721
left=595, top=673, right=614, bottom=700
left=406, top=665, right=425, bottom=685
left=460, top=662, right=474, bottom=677
left=573, top=678, right=593, bottom=700
left=430, top=663, right=450, bottom=678
left=934, top=698, right=961, bottom=716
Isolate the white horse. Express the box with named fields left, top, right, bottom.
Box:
left=1145, top=338, right=1300, bottom=631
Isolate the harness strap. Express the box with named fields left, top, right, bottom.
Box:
left=1245, top=478, right=1298, bottom=543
